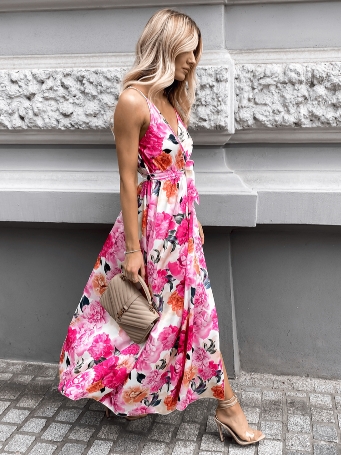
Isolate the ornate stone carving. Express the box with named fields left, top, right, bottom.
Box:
left=235, top=63, right=341, bottom=129
left=0, top=66, right=230, bottom=132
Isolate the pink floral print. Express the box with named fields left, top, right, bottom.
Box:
left=58, top=91, right=224, bottom=416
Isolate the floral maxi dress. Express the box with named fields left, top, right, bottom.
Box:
left=58, top=87, right=225, bottom=416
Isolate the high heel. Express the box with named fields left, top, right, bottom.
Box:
left=214, top=394, right=265, bottom=446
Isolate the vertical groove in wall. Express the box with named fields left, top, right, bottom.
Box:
left=229, top=232, right=240, bottom=377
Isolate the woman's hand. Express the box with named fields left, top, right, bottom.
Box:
left=121, top=251, right=146, bottom=283
left=197, top=220, right=204, bottom=245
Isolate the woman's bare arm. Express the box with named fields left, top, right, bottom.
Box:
left=113, top=89, right=149, bottom=281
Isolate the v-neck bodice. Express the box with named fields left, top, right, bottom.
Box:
left=125, top=86, right=194, bottom=181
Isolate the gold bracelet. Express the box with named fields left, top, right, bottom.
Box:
left=124, top=248, right=141, bottom=255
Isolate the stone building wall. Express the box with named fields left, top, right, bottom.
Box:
left=1, top=0, right=340, bottom=379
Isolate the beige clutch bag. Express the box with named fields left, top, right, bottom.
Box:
left=100, top=273, right=159, bottom=344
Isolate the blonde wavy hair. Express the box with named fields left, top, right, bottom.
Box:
left=121, top=8, right=202, bottom=126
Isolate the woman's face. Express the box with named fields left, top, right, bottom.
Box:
left=174, top=49, right=196, bottom=81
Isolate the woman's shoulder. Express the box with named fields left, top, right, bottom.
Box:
left=114, top=87, right=150, bottom=128
left=116, top=87, right=148, bottom=111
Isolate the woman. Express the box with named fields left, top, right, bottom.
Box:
left=58, top=8, right=264, bottom=446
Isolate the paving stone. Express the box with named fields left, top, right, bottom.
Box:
left=263, top=390, right=283, bottom=402
left=198, top=452, right=224, bottom=455
left=206, top=415, right=219, bottom=433
left=149, top=422, right=175, bottom=442
left=39, top=367, right=58, bottom=378
left=11, top=374, right=34, bottom=384
left=29, top=442, right=57, bottom=455
left=172, top=440, right=197, bottom=455
left=20, top=364, right=44, bottom=375
left=176, top=422, right=200, bottom=440
left=261, top=406, right=282, bottom=420
left=6, top=363, right=24, bottom=373
left=312, top=408, right=335, bottom=423
left=314, top=442, right=340, bottom=455
left=55, top=408, right=82, bottom=422
left=286, top=433, right=312, bottom=451
left=97, top=424, right=120, bottom=440
left=89, top=401, right=106, bottom=411
left=69, top=425, right=96, bottom=441
left=41, top=422, right=71, bottom=441
left=240, top=390, right=262, bottom=407
left=126, top=414, right=153, bottom=432
left=34, top=400, right=62, bottom=417
left=17, top=395, right=44, bottom=408
left=0, top=401, right=11, bottom=415
left=200, top=434, right=224, bottom=451
left=286, top=451, right=310, bottom=455
left=287, top=391, right=307, bottom=398
left=156, top=410, right=183, bottom=425
left=88, top=440, right=113, bottom=455
left=229, top=446, right=257, bottom=454
left=310, top=394, right=333, bottom=409
left=292, top=377, right=316, bottom=392
left=2, top=408, right=30, bottom=424
left=28, top=442, right=58, bottom=455
left=183, top=399, right=209, bottom=422
left=242, top=406, right=260, bottom=424
left=113, top=433, right=143, bottom=452
left=26, top=379, right=53, bottom=394
left=335, top=396, right=341, bottom=410
left=59, top=443, right=86, bottom=454
left=0, top=424, right=17, bottom=441
left=287, top=414, right=311, bottom=433
left=0, top=384, right=25, bottom=399
left=258, top=439, right=282, bottom=455
left=65, top=398, right=88, bottom=408
left=287, top=397, right=310, bottom=415
left=79, top=410, right=103, bottom=425
left=0, top=374, right=13, bottom=381
left=313, top=423, right=338, bottom=443
left=229, top=445, right=256, bottom=455
left=4, top=434, right=35, bottom=452
left=260, top=420, right=282, bottom=439
left=314, top=380, right=340, bottom=394
left=21, top=418, right=47, bottom=433
left=141, top=442, right=168, bottom=455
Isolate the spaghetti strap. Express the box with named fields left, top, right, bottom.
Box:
left=125, top=86, right=150, bottom=103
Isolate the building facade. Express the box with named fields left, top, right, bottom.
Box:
left=0, top=0, right=340, bottom=379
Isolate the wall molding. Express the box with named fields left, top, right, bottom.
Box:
left=0, top=50, right=230, bottom=70
left=0, top=148, right=257, bottom=226
left=2, top=49, right=341, bottom=143
left=0, top=50, right=234, bottom=141
left=231, top=127, right=341, bottom=143
left=0, top=129, right=232, bottom=146
left=230, top=47, right=341, bottom=64
left=0, top=0, right=336, bottom=12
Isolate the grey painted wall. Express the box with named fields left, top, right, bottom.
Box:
left=0, top=223, right=235, bottom=375
left=2, top=2, right=341, bottom=56
left=231, top=225, right=341, bottom=380
left=0, top=5, right=224, bottom=56
left=225, top=2, right=341, bottom=49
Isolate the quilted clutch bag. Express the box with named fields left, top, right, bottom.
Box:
left=100, top=273, right=159, bottom=344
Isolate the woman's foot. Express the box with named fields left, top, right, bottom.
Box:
left=215, top=395, right=264, bottom=445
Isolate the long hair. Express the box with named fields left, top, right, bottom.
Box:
left=121, top=9, right=202, bottom=126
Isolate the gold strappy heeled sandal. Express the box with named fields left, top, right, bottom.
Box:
left=215, top=394, right=265, bottom=446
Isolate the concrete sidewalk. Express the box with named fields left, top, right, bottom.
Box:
left=0, top=359, right=340, bottom=455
